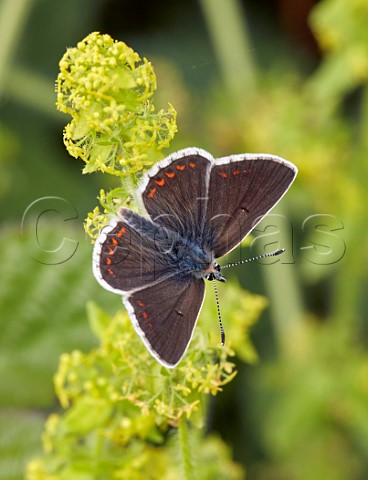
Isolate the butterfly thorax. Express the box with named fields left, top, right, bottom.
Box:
left=170, top=237, right=226, bottom=282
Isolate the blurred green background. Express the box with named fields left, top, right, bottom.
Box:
left=1, top=0, right=368, bottom=479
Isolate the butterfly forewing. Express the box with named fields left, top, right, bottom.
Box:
left=141, top=150, right=212, bottom=241
left=124, top=275, right=205, bottom=367
left=205, top=156, right=297, bottom=258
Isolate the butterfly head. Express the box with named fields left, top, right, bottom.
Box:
left=204, top=261, right=226, bottom=283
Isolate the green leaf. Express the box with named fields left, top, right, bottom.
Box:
left=64, top=397, right=112, bottom=434
left=86, top=301, right=111, bottom=341
left=0, top=224, right=120, bottom=408
left=0, top=409, right=44, bottom=480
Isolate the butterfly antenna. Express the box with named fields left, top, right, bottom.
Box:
left=213, top=280, right=225, bottom=346
left=221, top=248, right=285, bottom=270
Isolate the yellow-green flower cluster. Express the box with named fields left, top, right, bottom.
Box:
left=26, top=288, right=259, bottom=479
left=56, top=32, right=177, bottom=176
left=84, top=205, right=108, bottom=241
left=84, top=188, right=130, bottom=241
left=54, top=305, right=238, bottom=428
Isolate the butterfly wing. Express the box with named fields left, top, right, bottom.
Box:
left=93, top=209, right=180, bottom=294
left=93, top=206, right=205, bottom=367
left=204, top=154, right=297, bottom=258
left=124, top=275, right=205, bottom=367
left=93, top=149, right=297, bottom=368
left=139, top=148, right=213, bottom=241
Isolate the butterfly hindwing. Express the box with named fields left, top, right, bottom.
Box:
left=124, top=275, right=205, bottom=367
left=205, top=155, right=297, bottom=258
left=93, top=209, right=181, bottom=294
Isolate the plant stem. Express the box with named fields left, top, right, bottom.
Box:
left=331, top=85, right=368, bottom=330
left=0, top=0, right=35, bottom=96
left=199, top=0, right=255, bottom=98
left=178, top=417, right=194, bottom=480
left=6, top=66, right=60, bottom=118
left=257, top=206, right=305, bottom=358
left=331, top=221, right=363, bottom=330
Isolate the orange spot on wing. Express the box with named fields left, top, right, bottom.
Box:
left=137, top=300, right=145, bottom=308
left=218, top=171, right=228, bottom=179
left=142, top=311, right=148, bottom=320
left=189, top=162, right=196, bottom=168
left=147, top=186, right=157, bottom=199
left=108, top=247, right=115, bottom=256
left=165, top=170, right=175, bottom=179
left=111, top=238, right=118, bottom=246
left=176, top=164, right=186, bottom=171
left=106, top=257, right=112, bottom=265
left=116, top=227, right=126, bottom=238
left=107, top=268, right=114, bottom=276
left=155, top=177, right=166, bottom=187
left=232, top=169, right=241, bottom=175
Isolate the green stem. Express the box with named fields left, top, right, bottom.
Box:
left=5, top=66, right=60, bottom=118
left=331, top=222, right=364, bottom=329
left=362, top=85, right=368, bottom=138
left=331, top=85, right=368, bottom=330
left=0, top=0, right=35, bottom=96
left=178, top=417, right=194, bottom=480
left=199, top=0, right=256, bottom=97
left=257, top=206, right=305, bottom=358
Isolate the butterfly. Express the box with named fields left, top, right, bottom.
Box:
left=92, top=148, right=297, bottom=367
